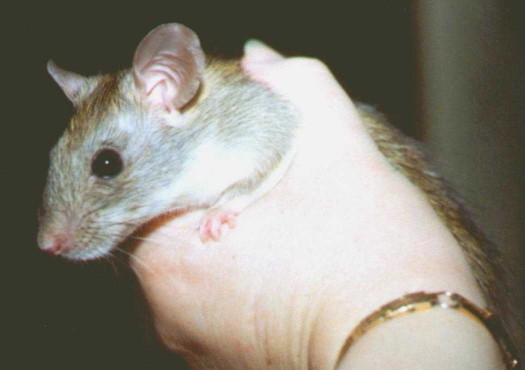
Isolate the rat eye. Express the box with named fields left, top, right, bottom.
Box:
left=91, top=149, right=123, bottom=179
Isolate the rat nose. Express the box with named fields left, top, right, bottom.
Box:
left=41, top=240, right=64, bottom=255
left=39, top=235, right=69, bottom=256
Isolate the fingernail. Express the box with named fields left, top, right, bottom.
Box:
left=244, top=39, right=267, bottom=53
left=243, top=39, right=283, bottom=64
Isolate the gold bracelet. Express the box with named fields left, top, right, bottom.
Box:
left=337, top=291, right=519, bottom=369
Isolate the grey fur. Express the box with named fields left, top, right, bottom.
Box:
left=38, top=60, right=297, bottom=260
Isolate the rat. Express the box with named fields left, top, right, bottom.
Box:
left=38, top=22, right=520, bottom=354
left=38, top=23, right=298, bottom=260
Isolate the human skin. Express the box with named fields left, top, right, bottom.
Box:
left=130, top=41, right=505, bottom=369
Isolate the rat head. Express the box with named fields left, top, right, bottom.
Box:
left=38, top=24, right=205, bottom=260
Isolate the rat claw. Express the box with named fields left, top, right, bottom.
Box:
left=199, top=210, right=238, bottom=243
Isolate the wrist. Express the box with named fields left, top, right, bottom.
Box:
left=336, top=302, right=507, bottom=369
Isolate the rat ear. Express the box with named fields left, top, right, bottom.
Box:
left=47, top=60, right=89, bottom=106
left=132, top=23, right=205, bottom=114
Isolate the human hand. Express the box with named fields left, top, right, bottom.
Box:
left=130, top=41, right=492, bottom=369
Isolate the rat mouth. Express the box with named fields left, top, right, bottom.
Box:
left=60, top=243, right=115, bottom=261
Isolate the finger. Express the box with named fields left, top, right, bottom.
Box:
left=243, top=39, right=284, bottom=64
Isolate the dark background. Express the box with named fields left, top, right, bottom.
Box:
left=5, top=1, right=524, bottom=368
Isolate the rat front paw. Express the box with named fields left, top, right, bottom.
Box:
left=199, top=209, right=238, bottom=242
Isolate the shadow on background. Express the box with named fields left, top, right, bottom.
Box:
left=414, top=0, right=525, bottom=341
left=5, top=0, right=523, bottom=368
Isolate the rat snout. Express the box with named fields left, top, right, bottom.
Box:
left=37, top=205, right=120, bottom=260
left=37, top=211, right=82, bottom=257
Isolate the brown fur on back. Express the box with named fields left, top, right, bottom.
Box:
left=357, top=103, right=523, bottom=357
